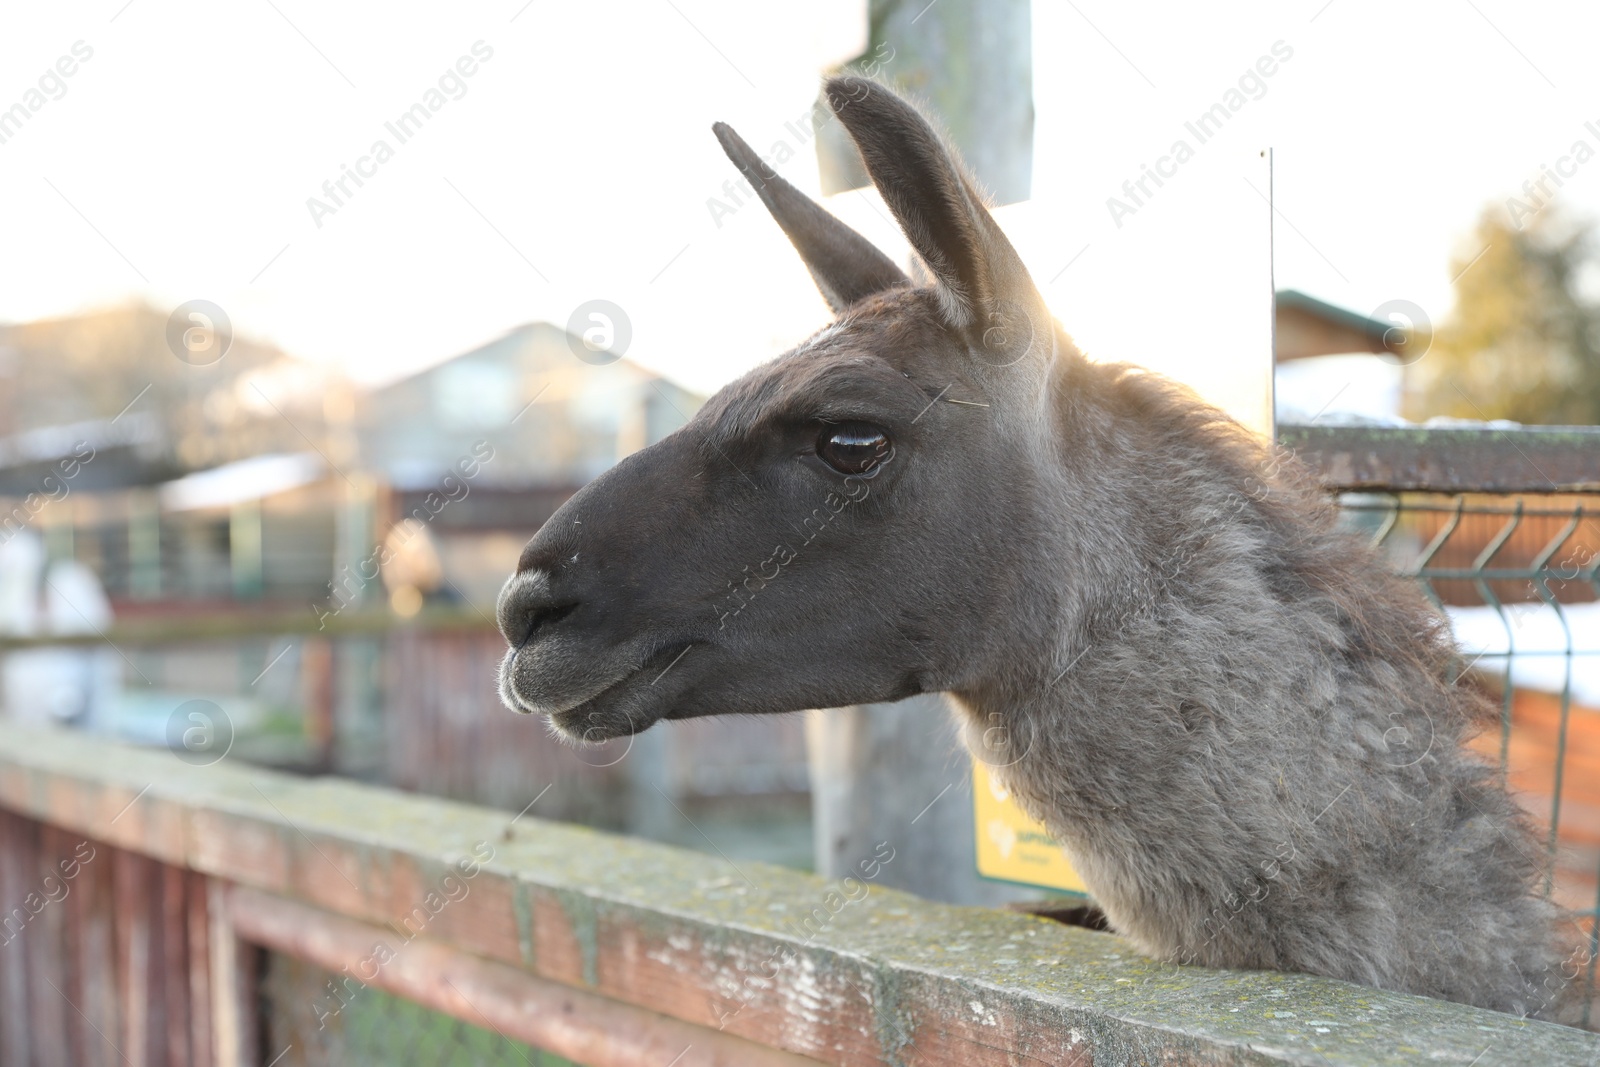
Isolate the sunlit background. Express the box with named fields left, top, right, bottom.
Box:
left=3, top=0, right=1599, bottom=395
left=2, top=2, right=1600, bottom=1056
left=1, top=0, right=1596, bottom=827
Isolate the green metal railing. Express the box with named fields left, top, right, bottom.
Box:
left=1339, top=491, right=1599, bottom=1025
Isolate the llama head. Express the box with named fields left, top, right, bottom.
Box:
left=498, top=76, right=1071, bottom=742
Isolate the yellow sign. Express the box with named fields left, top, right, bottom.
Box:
left=972, top=761, right=1088, bottom=894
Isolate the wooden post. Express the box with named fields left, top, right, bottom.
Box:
left=817, top=0, right=1033, bottom=205
left=113, top=849, right=156, bottom=1067
left=228, top=500, right=263, bottom=601
left=807, top=698, right=1035, bottom=904
left=161, top=861, right=192, bottom=1067
left=129, top=488, right=162, bottom=600
left=331, top=476, right=384, bottom=778
left=0, top=810, right=34, bottom=1066
left=186, top=872, right=215, bottom=1067
left=808, top=0, right=1041, bottom=906
left=208, top=878, right=258, bottom=1067
left=625, top=718, right=678, bottom=842
left=302, top=637, right=336, bottom=774
left=69, top=830, right=120, bottom=1067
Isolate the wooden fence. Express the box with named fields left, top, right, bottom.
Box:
left=0, top=722, right=1595, bottom=1066
left=381, top=627, right=810, bottom=824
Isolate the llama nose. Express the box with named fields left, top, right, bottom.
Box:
left=496, top=568, right=578, bottom=648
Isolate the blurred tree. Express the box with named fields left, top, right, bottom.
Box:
left=1407, top=207, right=1600, bottom=425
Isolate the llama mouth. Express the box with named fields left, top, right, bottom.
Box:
left=550, top=645, right=696, bottom=741
left=499, top=642, right=695, bottom=741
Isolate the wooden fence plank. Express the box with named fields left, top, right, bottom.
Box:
left=0, top=723, right=1595, bottom=1066
left=31, top=825, right=72, bottom=1067
left=207, top=875, right=258, bottom=1067
left=0, top=810, right=33, bottom=1067
left=113, top=848, right=155, bottom=1067
left=188, top=869, right=215, bottom=1067
left=162, top=859, right=192, bottom=1067
left=226, top=884, right=826, bottom=1067
left=68, top=832, right=120, bottom=1067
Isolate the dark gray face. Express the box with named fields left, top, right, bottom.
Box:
left=497, top=76, right=1059, bottom=742
left=498, top=293, right=1049, bottom=740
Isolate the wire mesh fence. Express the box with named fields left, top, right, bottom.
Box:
left=1341, top=490, right=1600, bottom=1023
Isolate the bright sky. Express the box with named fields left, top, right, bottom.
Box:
left=3, top=1, right=1598, bottom=400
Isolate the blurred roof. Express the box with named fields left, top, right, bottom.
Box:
left=0, top=411, right=174, bottom=495
left=159, top=452, right=325, bottom=511
left=1275, top=289, right=1405, bottom=363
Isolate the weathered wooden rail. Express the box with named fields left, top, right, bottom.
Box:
left=1, top=724, right=1596, bottom=1065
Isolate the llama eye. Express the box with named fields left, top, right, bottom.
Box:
left=816, top=423, right=891, bottom=475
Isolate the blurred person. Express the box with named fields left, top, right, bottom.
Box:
left=379, top=518, right=446, bottom=617
left=0, top=531, right=120, bottom=729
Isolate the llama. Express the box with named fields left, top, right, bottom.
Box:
left=497, top=76, right=1578, bottom=1022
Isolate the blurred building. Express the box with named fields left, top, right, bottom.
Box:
left=355, top=322, right=703, bottom=606
left=1273, top=290, right=1409, bottom=425
left=358, top=322, right=699, bottom=488
left=0, top=310, right=702, bottom=611
left=356, top=326, right=707, bottom=604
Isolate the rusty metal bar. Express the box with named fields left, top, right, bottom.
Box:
left=1279, top=424, right=1600, bottom=493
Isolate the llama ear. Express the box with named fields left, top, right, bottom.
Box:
left=823, top=76, right=1043, bottom=338
left=712, top=121, right=910, bottom=314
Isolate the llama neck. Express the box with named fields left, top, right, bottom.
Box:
left=955, top=361, right=1361, bottom=927
left=952, top=350, right=1562, bottom=1019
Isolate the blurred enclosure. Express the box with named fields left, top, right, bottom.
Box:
left=1, top=293, right=1599, bottom=1060
left=1357, top=493, right=1600, bottom=918
left=0, top=304, right=816, bottom=876
left=5, top=0, right=1600, bottom=1058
